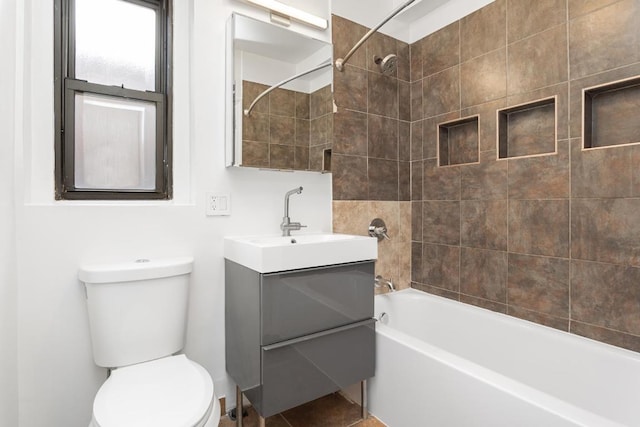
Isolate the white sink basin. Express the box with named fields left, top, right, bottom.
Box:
left=224, top=233, right=378, bottom=273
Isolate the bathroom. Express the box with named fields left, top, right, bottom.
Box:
left=1, top=0, right=640, bottom=426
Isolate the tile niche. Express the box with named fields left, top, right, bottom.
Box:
left=437, top=115, right=479, bottom=167
left=497, top=96, right=557, bottom=159
left=583, top=75, right=640, bottom=150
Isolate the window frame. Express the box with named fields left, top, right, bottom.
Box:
left=54, top=0, right=173, bottom=200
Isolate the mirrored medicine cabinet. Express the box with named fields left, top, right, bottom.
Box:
left=225, top=13, right=334, bottom=172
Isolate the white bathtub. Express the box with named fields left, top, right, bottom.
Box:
left=368, top=289, right=640, bottom=427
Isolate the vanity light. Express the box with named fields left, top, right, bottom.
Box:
left=245, top=0, right=328, bottom=30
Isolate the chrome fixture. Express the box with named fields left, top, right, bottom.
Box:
left=374, top=54, right=398, bottom=75
left=280, top=186, right=306, bottom=236
left=369, top=218, right=390, bottom=241
left=335, top=0, right=418, bottom=72
left=361, top=380, right=368, bottom=420
left=376, top=312, right=389, bottom=323
left=245, top=0, right=328, bottom=30
left=375, top=275, right=396, bottom=292
left=244, top=62, right=332, bottom=117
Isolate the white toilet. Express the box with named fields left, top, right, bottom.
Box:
left=79, top=257, right=220, bottom=427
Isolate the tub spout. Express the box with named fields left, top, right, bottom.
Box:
left=375, top=275, right=395, bottom=292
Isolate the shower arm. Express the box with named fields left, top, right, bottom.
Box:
left=335, top=0, right=417, bottom=72
left=244, top=62, right=332, bottom=116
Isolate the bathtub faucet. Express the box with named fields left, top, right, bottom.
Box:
left=375, top=275, right=396, bottom=292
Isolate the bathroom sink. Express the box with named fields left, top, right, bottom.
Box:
left=224, top=233, right=377, bottom=273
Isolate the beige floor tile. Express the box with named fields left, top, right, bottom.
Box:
left=219, top=392, right=385, bottom=427
left=281, top=393, right=361, bottom=427
left=348, top=417, right=387, bottom=427
left=218, top=406, right=290, bottom=427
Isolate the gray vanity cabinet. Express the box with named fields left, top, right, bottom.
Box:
left=225, top=259, right=375, bottom=418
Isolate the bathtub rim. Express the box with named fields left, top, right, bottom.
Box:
left=373, top=288, right=636, bottom=427
left=375, top=288, right=640, bottom=361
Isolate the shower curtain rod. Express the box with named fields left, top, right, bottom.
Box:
left=335, top=0, right=417, bottom=72
left=244, top=61, right=332, bottom=116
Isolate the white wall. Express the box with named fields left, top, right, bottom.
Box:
left=0, top=0, right=18, bottom=425
left=14, top=1, right=332, bottom=426
left=9, top=0, right=492, bottom=425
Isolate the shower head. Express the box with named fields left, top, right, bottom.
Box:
left=374, top=54, right=398, bottom=75
left=336, top=0, right=417, bottom=72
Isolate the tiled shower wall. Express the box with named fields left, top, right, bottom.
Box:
left=331, top=15, right=411, bottom=201
left=410, top=0, right=640, bottom=352
left=332, top=0, right=640, bottom=352
left=331, top=15, right=412, bottom=289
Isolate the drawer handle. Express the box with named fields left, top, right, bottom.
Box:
left=262, top=318, right=375, bottom=351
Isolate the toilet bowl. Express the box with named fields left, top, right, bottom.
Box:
left=89, top=355, right=220, bottom=427
left=80, top=257, right=220, bottom=427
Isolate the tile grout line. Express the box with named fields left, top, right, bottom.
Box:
left=279, top=412, right=294, bottom=427
left=504, top=0, right=511, bottom=312
left=457, top=17, right=462, bottom=298
left=565, top=0, right=572, bottom=334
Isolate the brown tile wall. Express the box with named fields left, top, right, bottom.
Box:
left=331, top=15, right=412, bottom=292
left=332, top=1, right=640, bottom=353
left=407, top=0, right=640, bottom=353
left=242, top=81, right=332, bottom=171
left=331, top=15, right=411, bottom=202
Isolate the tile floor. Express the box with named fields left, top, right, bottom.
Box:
left=218, top=392, right=386, bottom=427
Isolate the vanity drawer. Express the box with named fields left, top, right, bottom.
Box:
left=258, top=319, right=375, bottom=417
left=260, top=261, right=374, bottom=345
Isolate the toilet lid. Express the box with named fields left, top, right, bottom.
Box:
left=93, top=355, right=213, bottom=427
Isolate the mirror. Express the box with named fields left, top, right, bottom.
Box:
left=226, top=13, right=333, bottom=172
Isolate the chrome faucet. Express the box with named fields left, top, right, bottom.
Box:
left=375, top=275, right=396, bottom=292
left=280, top=186, right=306, bottom=236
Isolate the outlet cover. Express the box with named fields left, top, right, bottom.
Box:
left=206, top=192, right=231, bottom=216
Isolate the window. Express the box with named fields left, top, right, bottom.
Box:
left=54, top=0, right=172, bottom=200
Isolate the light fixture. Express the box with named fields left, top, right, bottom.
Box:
left=245, top=0, right=328, bottom=30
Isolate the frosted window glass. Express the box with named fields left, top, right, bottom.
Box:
left=75, top=0, right=156, bottom=91
left=74, top=93, right=157, bottom=190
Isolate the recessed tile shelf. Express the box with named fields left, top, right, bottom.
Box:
left=498, top=97, right=556, bottom=159
left=438, top=115, right=479, bottom=167
left=583, top=76, right=640, bottom=149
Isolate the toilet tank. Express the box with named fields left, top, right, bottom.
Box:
left=79, top=257, right=194, bottom=368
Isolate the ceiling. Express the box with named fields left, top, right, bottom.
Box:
left=332, top=0, right=495, bottom=44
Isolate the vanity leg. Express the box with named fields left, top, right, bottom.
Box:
left=361, top=379, right=368, bottom=420
left=259, top=415, right=266, bottom=427
left=236, top=386, right=243, bottom=427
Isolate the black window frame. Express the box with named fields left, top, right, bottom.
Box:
left=54, top=0, right=172, bottom=200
